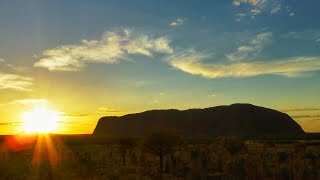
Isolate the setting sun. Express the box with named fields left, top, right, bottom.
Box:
left=22, top=107, right=60, bottom=133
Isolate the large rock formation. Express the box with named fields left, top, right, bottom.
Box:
left=93, top=104, right=304, bottom=137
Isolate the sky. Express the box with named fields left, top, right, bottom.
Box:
left=0, top=0, right=320, bottom=134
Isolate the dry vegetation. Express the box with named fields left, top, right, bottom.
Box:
left=0, top=134, right=320, bottom=180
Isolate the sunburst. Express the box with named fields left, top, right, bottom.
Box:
left=22, top=106, right=60, bottom=133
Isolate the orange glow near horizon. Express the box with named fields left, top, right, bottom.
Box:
left=2, top=134, right=61, bottom=174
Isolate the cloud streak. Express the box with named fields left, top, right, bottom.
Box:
left=282, top=108, right=320, bottom=113
left=281, top=30, right=320, bottom=41
left=0, top=121, right=21, bottom=126
left=0, top=59, right=33, bottom=91
left=11, top=99, right=47, bottom=105
left=233, top=0, right=267, bottom=6
left=232, top=0, right=294, bottom=17
left=97, top=107, right=122, bottom=113
left=168, top=50, right=320, bottom=78
left=0, top=59, right=16, bottom=71
left=251, top=9, right=261, bottom=15
left=270, top=4, right=281, bottom=14
left=170, top=18, right=187, bottom=27
left=0, top=73, right=33, bottom=91
left=61, top=113, right=91, bottom=117
left=292, top=114, right=320, bottom=119
left=233, top=0, right=267, bottom=16
left=34, top=29, right=173, bottom=71
left=208, top=93, right=217, bottom=97
left=227, top=32, right=272, bottom=61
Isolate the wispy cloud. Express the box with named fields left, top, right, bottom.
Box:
left=0, top=73, right=33, bottom=91
left=58, top=107, right=123, bottom=118
left=61, top=113, right=91, bottom=117
left=282, top=108, right=320, bottom=113
left=285, top=5, right=295, bottom=17
left=131, top=80, right=152, bottom=88
left=292, top=114, right=320, bottom=119
left=281, top=30, right=320, bottom=41
left=11, top=99, right=47, bottom=105
left=34, top=29, right=173, bottom=71
left=0, top=59, right=33, bottom=91
left=153, top=99, right=161, bottom=103
left=168, top=50, right=320, bottom=78
left=208, top=93, right=217, bottom=97
left=233, top=0, right=293, bottom=17
left=97, top=107, right=121, bottom=114
left=0, top=59, right=16, bottom=71
left=233, top=0, right=267, bottom=16
left=251, top=9, right=261, bottom=15
left=170, top=18, right=187, bottom=27
left=270, top=4, right=281, bottom=14
left=235, top=13, right=247, bottom=21
left=233, top=0, right=267, bottom=6
left=227, top=32, right=272, bottom=61
left=233, top=1, right=241, bottom=6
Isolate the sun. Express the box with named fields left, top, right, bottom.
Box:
left=22, top=106, right=60, bottom=133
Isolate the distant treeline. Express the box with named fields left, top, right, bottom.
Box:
left=1, top=133, right=320, bottom=146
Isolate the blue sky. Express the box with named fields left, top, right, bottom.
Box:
left=0, top=0, right=320, bottom=133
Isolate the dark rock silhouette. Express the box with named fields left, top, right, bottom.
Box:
left=93, top=104, right=304, bottom=136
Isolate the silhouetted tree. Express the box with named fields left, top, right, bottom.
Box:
left=143, top=129, right=181, bottom=172
left=118, top=137, right=136, bottom=166
left=223, top=138, right=246, bottom=156
left=278, top=152, right=290, bottom=164
left=305, top=147, right=318, bottom=167
left=222, top=138, right=247, bottom=178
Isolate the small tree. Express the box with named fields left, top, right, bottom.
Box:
left=118, top=137, right=136, bottom=166
left=143, top=129, right=181, bottom=172
left=222, top=138, right=247, bottom=179
left=223, top=137, right=246, bottom=156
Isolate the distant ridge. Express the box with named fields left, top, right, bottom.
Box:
left=93, top=104, right=305, bottom=137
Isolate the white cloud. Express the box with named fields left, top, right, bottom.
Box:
left=34, top=29, right=173, bottom=71
left=170, top=18, right=187, bottom=27
left=233, top=0, right=267, bottom=6
left=251, top=9, right=261, bottom=15
left=168, top=50, right=320, bottom=78
left=235, top=13, right=247, bottom=21
left=270, top=4, right=281, bottom=14
left=233, top=1, right=241, bottom=6
left=289, top=12, right=295, bottom=16
left=227, top=32, right=272, bottom=61
left=208, top=93, right=217, bottom=97
left=0, top=73, right=33, bottom=91
left=237, top=13, right=247, bottom=17
left=233, top=0, right=289, bottom=17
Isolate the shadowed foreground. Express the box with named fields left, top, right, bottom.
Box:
left=0, top=134, right=320, bottom=180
